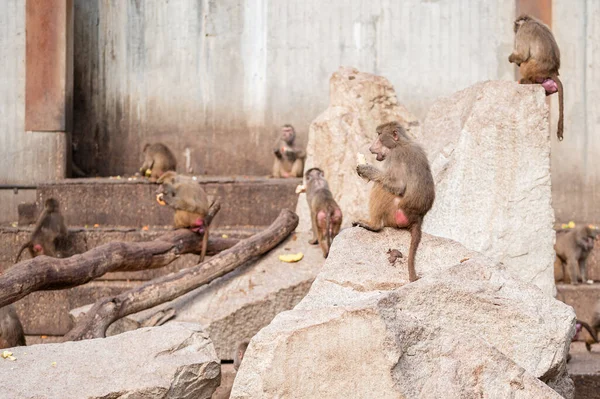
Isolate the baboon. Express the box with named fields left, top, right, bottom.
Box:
left=583, top=301, right=600, bottom=351
left=233, top=341, right=249, bottom=371
left=304, top=168, right=342, bottom=258
left=554, top=224, right=599, bottom=284
left=156, top=172, right=211, bottom=262
left=272, top=124, right=305, bottom=178
left=353, top=121, right=435, bottom=282
left=140, top=143, right=177, bottom=181
left=0, top=305, right=26, bottom=349
left=508, top=14, right=564, bottom=141
left=15, top=198, right=68, bottom=262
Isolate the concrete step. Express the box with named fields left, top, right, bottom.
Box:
left=36, top=176, right=300, bottom=228
left=556, top=283, right=600, bottom=323
left=0, top=226, right=256, bottom=280
left=568, top=342, right=600, bottom=399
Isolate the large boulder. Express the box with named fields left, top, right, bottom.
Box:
left=0, top=322, right=220, bottom=399
left=421, top=80, right=555, bottom=296
left=296, top=67, right=421, bottom=231
left=231, top=228, right=575, bottom=398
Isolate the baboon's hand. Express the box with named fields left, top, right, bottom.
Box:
left=356, top=164, right=375, bottom=181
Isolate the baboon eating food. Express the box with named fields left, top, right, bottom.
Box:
left=15, top=198, right=68, bottom=262
left=304, top=167, right=342, bottom=258
left=508, top=14, right=564, bottom=140
left=272, top=124, right=306, bottom=178
left=156, top=172, right=212, bottom=262
left=554, top=224, right=599, bottom=284
left=140, top=143, right=177, bottom=181
left=353, top=121, right=435, bottom=282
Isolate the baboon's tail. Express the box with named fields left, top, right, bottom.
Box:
left=577, top=319, right=599, bottom=351
left=550, top=73, right=564, bottom=141
left=407, top=220, right=422, bottom=282
left=14, top=242, right=30, bottom=263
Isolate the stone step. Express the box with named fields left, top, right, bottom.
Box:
left=36, top=176, right=300, bottom=228
left=556, top=283, right=600, bottom=323
left=0, top=226, right=256, bottom=280
left=567, top=342, right=600, bottom=399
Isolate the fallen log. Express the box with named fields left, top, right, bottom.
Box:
left=64, top=209, right=299, bottom=341
left=0, top=202, right=222, bottom=309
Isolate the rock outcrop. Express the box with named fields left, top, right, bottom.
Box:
left=231, top=228, right=575, bottom=398
left=0, top=322, right=220, bottom=399
left=421, top=80, right=555, bottom=296
left=298, top=74, right=555, bottom=296
left=296, top=67, right=421, bottom=231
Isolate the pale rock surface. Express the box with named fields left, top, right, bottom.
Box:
left=231, top=228, right=575, bottom=399
left=0, top=322, right=220, bottom=399
left=421, top=80, right=555, bottom=296
left=74, top=232, right=324, bottom=360
left=296, top=67, right=421, bottom=231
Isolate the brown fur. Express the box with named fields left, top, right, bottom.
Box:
left=508, top=14, right=564, bottom=140
left=272, top=124, right=305, bottom=178
left=0, top=305, right=26, bottom=349
left=554, top=225, right=598, bottom=284
left=353, top=122, right=435, bottom=282
left=305, top=168, right=343, bottom=258
left=157, top=172, right=211, bottom=262
left=140, top=143, right=177, bottom=181
left=15, top=198, right=68, bottom=263
left=233, top=341, right=249, bottom=371
left=584, top=302, right=600, bottom=351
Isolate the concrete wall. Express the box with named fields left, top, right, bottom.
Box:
left=0, top=0, right=69, bottom=186
left=551, top=0, right=600, bottom=223
left=72, top=0, right=515, bottom=177
left=0, top=0, right=69, bottom=223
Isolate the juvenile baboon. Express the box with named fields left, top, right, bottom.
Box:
left=353, top=121, right=435, bottom=282
left=304, top=168, right=342, bottom=258
left=508, top=14, right=564, bottom=140
left=233, top=341, right=249, bottom=371
left=0, top=305, right=25, bottom=349
left=140, top=143, right=177, bottom=181
left=15, top=198, right=68, bottom=262
left=156, top=172, right=211, bottom=262
left=272, top=124, right=306, bottom=178
left=554, top=224, right=599, bottom=284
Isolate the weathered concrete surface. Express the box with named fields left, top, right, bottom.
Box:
left=567, top=342, right=600, bottom=399
left=37, top=176, right=299, bottom=228
left=0, top=189, right=36, bottom=225
left=112, top=232, right=324, bottom=360
left=0, top=1, right=68, bottom=186
left=72, top=1, right=514, bottom=177
left=551, top=2, right=600, bottom=224
left=421, top=81, right=555, bottom=297
left=557, top=284, right=600, bottom=325
left=231, top=228, right=574, bottom=398
left=296, top=67, right=421, bottom=231
left=0, top=322, right=220, bottom=399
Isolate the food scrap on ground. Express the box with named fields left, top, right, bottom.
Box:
left=278, top=252, right=304, bottom=263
